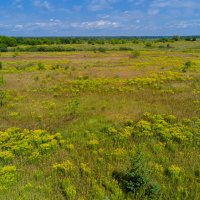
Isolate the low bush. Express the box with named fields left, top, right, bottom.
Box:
left=113, top=151, right=160, bottom=198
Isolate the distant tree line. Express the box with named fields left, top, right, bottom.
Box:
left=0, top=36, right=17, bottom=52
left=0, top=35, right=199, bottom=52
left=157, top=35, right=197, bottom=43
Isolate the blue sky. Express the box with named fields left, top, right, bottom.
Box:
left=0, top=0, right=199, bottom=36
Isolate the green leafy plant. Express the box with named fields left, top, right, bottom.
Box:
left=130, top=50, right=141, bottom=58
left=37, top=62, right=45, bottom=70
left=0, top=166, right=17, bottom=192
left=113, top=151, right=160, bottom=198
left=98, top=47, right=106, bottom=53
left=0, top=61, right=2, bottom=70
left=0, top=90, right=6, bottom=106
left=182, top=61, right=192, bottom=73
left=65, top=98, right=81, bottom=117
left=60, top=178, right=76, bottom=200
left=167, top=165, right=184, bottom=182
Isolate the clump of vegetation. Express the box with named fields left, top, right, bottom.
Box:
left=181, top=61, right=192, bottom=72
left=0, top=44, right=8, bottom=52
left=53, top=160, right=73, bottom=175
left=60, top=178, right=77, bottom=200
left=0, top=90, right=7, bottom=107
left=113, top=151, right=160, bottom=198
left=12, top=52, right=19, bottom=58
left=172, top=35, right=181, bottom=41
left=0, top=61, right=3, bottom=87
left=65, top=98, right=81, bottom=118
left=167, top=165, right=184, bottom=182
left=145, top=42, right=152, bottom=48
left=130, top=50, right=141, bottom=58
left=0, top=128, right=64, bottom=158
left=0, top=165, right=17, bottom=192
left=37, top=62, right=45, bottom=70
left=0, top=62, right=2, bottom=70
left=98, top=47, right=107, bottom=53
left=185, top=36, right=196, bottom=41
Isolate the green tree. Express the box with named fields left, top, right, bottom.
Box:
left=172, top=35, right=181, bottom=41
left=113, top=151, right=160, bottom=198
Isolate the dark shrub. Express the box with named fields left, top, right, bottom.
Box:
left=113, top=151, right=160, bottom=198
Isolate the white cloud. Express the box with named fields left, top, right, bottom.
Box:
left=50, top=19, right=60, bottom=23
left=128, top=0, right=145, bottom=6
left=12, top=20, right=63, bottom=32
left=165, top=20, right=200, bottom=29
left=148, top=9, right=160, bottom=16
left=151, top=0, right=200, bottom=9
left=11, top=19, right=120, bottom=32
left=71, top=20, right=120, bottom=29
left=101, top=10, right=144, bottom=22
left=136, top=19, right=141, bottom=23
left=87, top=0, right=118, bottom=11
left=33, top=0, right=51, bottom=10
left=15, top=24, right=24, bottom=29
left=0, top=24, right=12, bottom=29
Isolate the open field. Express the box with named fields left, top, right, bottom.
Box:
left=0, top=40, right=200, bottom=199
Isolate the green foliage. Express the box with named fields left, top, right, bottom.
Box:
left=132, top=39, right=139, bottom=44
left=60, top=178, right=77, bottom=200
left=0, top=77, right=3, bottom=87
left=182, top=61, right=192, bottom=72
left=80, top=163, right=91, bottom=176
left=133, top=113, right=197, bottom=145
left=172, top=35, right=181, bottom=41
left=119, top=47, right=132, bottom=51
left=0, top=61, right=2, bottom=70
left=90, top=180, right=106, bottom=199
left=104, top=112, right=200, bottom=147
left=0, top=151, right=14, bottom=163
left=113, top=151, right=160, bottom=198
left=65, top=98, right=81, bottom=117
left=0, top=44, right=8, bottom=52
left=126, top=71, right=189, bottom=90
left=185, top=36, right=196, bottom=41
left=130, top=50, right=141, bottom=58
left=102, top=178, right=124, bottom=199
left=98, top=47, right=107, bottom=53
left=0, top=40, right=200, bottom=199
left=53, top=160, right=73, bottom=175
left=167, top=165, right=184, bottom=182
left=145, top=42, right=152, bottom=47
left=158, top=38, right=170, bottom=43
left=166, top=43, right=171, bottom=48
left=0, top=90, right=7, bottom=106
left=37, top=62, right=45, bottom=70
left=0, top=36, right=17, bottom=47
left=12, top=52, right=19, bottom=58
left=0, top=166, right=17, bottom=192
left=0, top=128, right=64, bottom=157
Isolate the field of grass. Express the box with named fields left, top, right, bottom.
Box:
left=0, top=40, right=200, bottom=199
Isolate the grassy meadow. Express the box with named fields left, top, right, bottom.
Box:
left=0, top=39, right=200, bottom=199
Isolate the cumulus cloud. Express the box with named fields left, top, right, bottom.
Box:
left=71, top=20, right=120, bottom=29
left=11, top=19, right=120, bottom=33
left=12, top=19, right=62, bottom=32
left=1, top=0, right=200, bottom=36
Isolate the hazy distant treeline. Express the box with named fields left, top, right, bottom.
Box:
left=0, top=35, right=198, bottom=52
